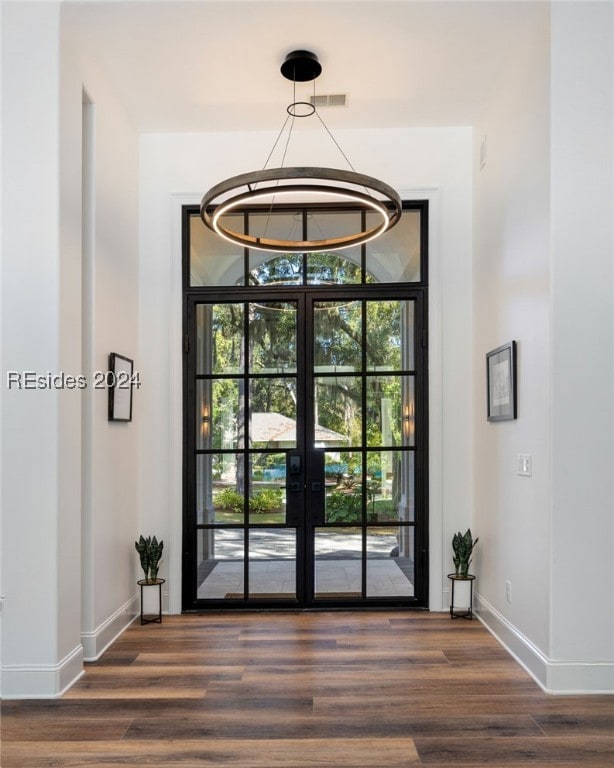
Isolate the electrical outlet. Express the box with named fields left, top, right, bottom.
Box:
left=505, top=580, right=512, bottom=603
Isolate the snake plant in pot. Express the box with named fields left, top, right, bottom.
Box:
left=452, top=529, right=478, bottom=578
left=135, top=535, right=164, bottom=582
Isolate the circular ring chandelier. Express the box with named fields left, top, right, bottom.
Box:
left=201, top=167, right=402, bottom=253
left=200, top=50, right=402, bottom=254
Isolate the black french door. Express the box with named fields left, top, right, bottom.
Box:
left=182, top=286, right=428, bottom=609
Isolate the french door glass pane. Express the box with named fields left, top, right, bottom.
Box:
left=365, top=450, right=415, bottom=523
left=250, top=379, right=297, bottom=448
left=248, top=302, right=297, bottom=373
left=324, top=452, right=364, bottom=524
left=213, top=454, right=245, bottom=522
left=314, top=301, right=362, bottom=372
left=314, top=527, right=362, bottom=598
left=248, top=529, right=296, bottom=599
left=197, top=528, right=245, bottom=599
left=366, top=300, right=414, bottom=371
left=196, top=303, right=244, bottom=375
left=314, top=376, right=362, bottom=447
left=196, top=379, right=242, bottom=450
left=197, top=453, right=244, bottom=524
left=248, top=452, right=287, bottom=524
left=366, top=375, right=414, bottom=447
left=366, top=529, right=414, bottom=598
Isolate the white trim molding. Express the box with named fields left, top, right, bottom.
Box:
left=416, top=187, right=443, bottom=612
left=1, top=644, right=84, bottom=699
left=167, top=194, right=198, bottom=615
left=81, top=594, right=139, bottom=661
left=476, top=592, right=614, bottom=694
left=168, top=190, right=443, bottom=615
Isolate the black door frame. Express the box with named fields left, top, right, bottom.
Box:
left=181, top=203, right=429, bottom=611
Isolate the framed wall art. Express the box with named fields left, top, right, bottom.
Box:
left=108, top=352, right=134, bottom=422
left=486, top=341, right=517, bottom=422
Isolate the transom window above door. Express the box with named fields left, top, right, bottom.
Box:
left=187, top=204, right=426, bottom=287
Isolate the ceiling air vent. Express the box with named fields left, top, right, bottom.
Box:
left=309, top=93, right=348, bottom=108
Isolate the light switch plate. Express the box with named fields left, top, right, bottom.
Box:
left=517, top=453, right=532, bottom=476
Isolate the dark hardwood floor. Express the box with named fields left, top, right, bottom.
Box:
left=2, top=611, right=614, bottom=766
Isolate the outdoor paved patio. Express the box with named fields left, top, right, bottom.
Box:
left=197, top=529, right=414, bottom=599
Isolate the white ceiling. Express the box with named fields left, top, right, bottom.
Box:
left=64, top=0, right=549, bottom=133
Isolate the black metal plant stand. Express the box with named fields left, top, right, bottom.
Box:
left=447, top=573, right=475, bottom=619
left=138, top=578, right=165, bottom=624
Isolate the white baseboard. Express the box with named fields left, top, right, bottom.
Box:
left=1, top=644, right=84, bottom=699
left=1, top=596, right=139, bottom=698
left=476, top=592, right=614, bottom=694
left=81, top=594, right=139, bottom=661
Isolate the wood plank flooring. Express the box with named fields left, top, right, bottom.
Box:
left=2, top=611, right=614, bottom=767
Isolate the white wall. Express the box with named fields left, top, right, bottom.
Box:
left=61, top=6, right=141, bottom=662
left=474, top=1, right=614, bottom=693
left=138, top=126, right=474, bottom=614
left=1, top=1, right=68, bottom=698
left=473, top=6, right=551, bottom=678
left=549, top=1, right=613, bottom=691
left=0, top=2, right=140, bottom=697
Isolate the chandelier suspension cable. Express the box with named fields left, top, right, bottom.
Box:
left=262, top=112, right=296, bottom=239
left=291, top=63, right=363, bottom=183
left=314, top=109, right=356, bottom=174
left=259, top=113, right=291, bottom=176
left=313, top=109, right=373, bottom=199
left=279, top=115, right=296, bottom=168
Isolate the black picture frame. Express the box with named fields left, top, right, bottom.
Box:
left=486, top=341, right=517, bottom=422
left=108, top=353, right=134, bottom=422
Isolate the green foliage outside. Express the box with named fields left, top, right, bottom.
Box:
left=249, top=488, right=283, bottom=513
left=214, top=488, right=243, bottom=513
left=215, top=486, right=283, bottom=514
left=326, top=491, right=362, bottom=523
left=325, top=489, right=399, bottom=524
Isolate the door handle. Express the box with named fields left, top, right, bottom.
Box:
left=287, top=452, right=303, bottom=494
left=286, top=452, right=303, bottom=526
left=307, top=449, right=326, bottom=525
left=289, top=452, right=301, bottom=475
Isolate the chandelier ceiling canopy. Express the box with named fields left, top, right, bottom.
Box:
left=200, top=50, right=402, bottom=254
